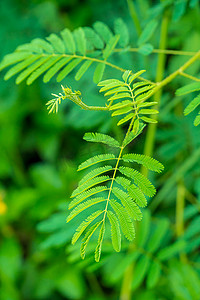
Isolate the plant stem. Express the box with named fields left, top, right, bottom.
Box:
left=176, top=181, right=187, bottom=262
left=114, top=48, right=198, bottom=56
left=120, top=262, right=134, bottom=300
left=176, top=181, right=185, bottom=237
left=180, top=71, right=200, bottom=82
left=126, top=0, right=142, bottom=36
left=119, top=12, right=169, bottom=299
left=141, top=11, right=169, bottom=177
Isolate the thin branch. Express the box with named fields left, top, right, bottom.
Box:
left=114, top=48, right=198, bottom=57
left=179, top=71, right=200, bottom=82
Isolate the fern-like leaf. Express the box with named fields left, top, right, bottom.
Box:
left=80, top=221, right=102, bottom=259
left=69, top=186, right=108, bottom=209
left=119, top=166, right=156, bottom=197
left=107, top=210, right=121, bottom=252
left=115, top=176, right=131, bottom=189
left=72, top=210, right=103, bottom=245
left=176, top=82, right=200, bottom=96
left=112, top=187, right=142, bottom=220
left=78, top=166, right=113, bottom=187
left=67, top=198, right=105, bottom=222
left=122, top=153, right=164, bottom=173
left=127, top=184, right=147, bottom=207
left=0, top=22, right=131, bottom=85
left=110, top=200, right=135, bottom=241
left=83, top=132, right=120, bottom=148
left=71, top=176, right=111, bottom=198
left=184, top=94, right=200, bottom=116
left=95, top=223, right=105, bottom=262
left=78, top=154, right=116, bottom=171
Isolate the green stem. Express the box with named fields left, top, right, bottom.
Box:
left=176, top=181, right=185, bottom=237
left=126, top=0, right=142, bottom=36
left=43, top=53, right=151, bottom=83
left=120, top=261, right=134, bottom=300
left=114, top=48, right=198, bottom=56
left=179, top=71, right=200, bottom=82
left=141, top=11, right=169, bottom=177
left=176, top=181, right=187, bottom=262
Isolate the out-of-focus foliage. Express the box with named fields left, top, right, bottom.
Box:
left=0, top=0, right=200, bottom=299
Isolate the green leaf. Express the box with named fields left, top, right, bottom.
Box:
left=194, top=113, right=200, bottom=126
left=147, top=219, right=169, bottom=253
left=98, top=79, right=124, bottom=87
left=93, top=21, right=113, bottom=43
left=132, top=255, right=150, bottom=290
left=16, top=43, right=42, bottom=53
left=176, top=82, right=200, bottom=96
left=103, top=35, right=120, bottom=60
left=112, top=187, right=142, bottom=220
left=93, top=63, right=105, bottom=83
left=75, top=60, right=93, bottom=81
left=15, top=56, right=50, bottom=84
left=80, top=221, right=102, bottom=259
left=146, top=261, right=161, bottom=288
left=46, top=33, right=65, bottom=53
left=115, top=176, right=131, bottom=189
left=132, top=119, right=139, bottom=134
left=0, top=52, right=32, bottom=71
left=117, top=113, right=135, bottom=126
left=114, top=18, right=129, bottom=47
left=122, top=124, right=146, bottom=147
left=110, top=200, right=135, bottom=241
left=27, top=56, right=61, bottom=85
left=140, top=116, right=157, bottom=123
left=157, top=240, right=186, bottom=261
left=119, top=166, right=156, bottom=197
left=73, top=28, right=86, bottom=55
left=95, top=223, right=105, bottom=262
left=111, top=106, right=133, bottom=116
left=57, top=58, right=82, bottom=82
left=71, top=176, right=110, bottom=198
left=107, top=93, right=131, bottom=102
left=61, top=29, right=76, bottom=53
left=67, top=198, right=105, bottom=222
left=137, top=101, right=158, bottom=108
left=110, top=100, right=132, bottom=110
left=122, top=71, right=132, bottom=85
left=127, top=184, right=147, bottom=207
left=32, top=38, right=54, bottom=53
left=83, top=132, right=120, bottom=148
left=104, top=86, right=129, bottom=96
left=83, top=27, right=104, bottom=49
left=99, top=83, right=125, bottom=93
left=107, top=210, right=121, bottom=252
left=72, top=210, right=103, bottom=244
left=184, top=94, right=200, bottom=115
left=138, top=19, right=158, bottom=46
left=135, top=84, right=155, bottom=96
left=69, top=186, right=108, bottom=209
left=43, top=57, right=72, bottom=83
left=139, top=109, right=158, bottom=115
left=128, top=70, right=146, bottom=84
left=78, top=154, right=116, bottom=171
left=122, top=153, right=164, bottom=173
left=138, top=43, right=154, bottom=55
left=78, top=165, right=112, bottom=187
left=4, top=55, right=41, bottom=80
left=173, top=0, right=187, bottom=21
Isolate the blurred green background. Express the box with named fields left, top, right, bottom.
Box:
left=0, top=0, right=200, bottom=299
